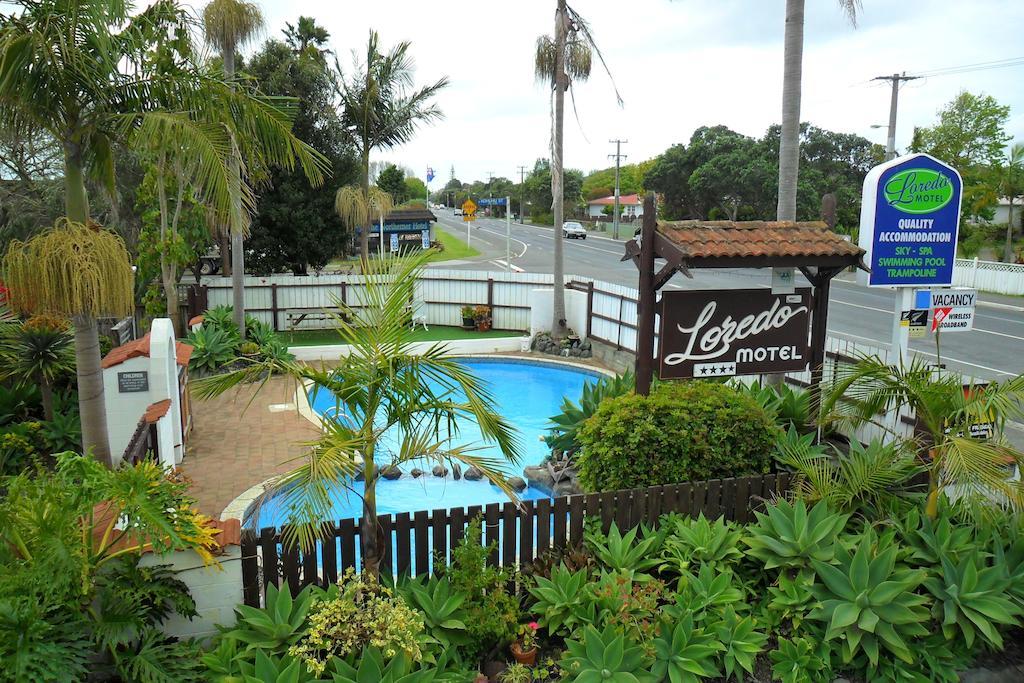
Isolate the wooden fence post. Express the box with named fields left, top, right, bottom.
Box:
left=586, top=281, right=594, bottom=338
left=270, top=283, right=279, bottom=332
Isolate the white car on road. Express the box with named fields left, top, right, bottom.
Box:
left=562, top=221, right=587, bottom=239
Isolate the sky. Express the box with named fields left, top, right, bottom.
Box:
left=241, top=0, right=1024, bottom=189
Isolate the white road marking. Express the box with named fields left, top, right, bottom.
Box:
left=491, top=260, right=525, bottom=273
left=830, top=331, right=1016, bottom=377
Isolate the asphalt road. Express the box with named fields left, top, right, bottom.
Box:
left=432, top=210, right=1024, bottom=383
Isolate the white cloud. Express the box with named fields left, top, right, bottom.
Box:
left=246, top=0, right=1024, bottom=186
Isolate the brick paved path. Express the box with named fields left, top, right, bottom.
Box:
left=180, top=376, right=319, bottom=518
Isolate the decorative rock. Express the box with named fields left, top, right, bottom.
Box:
left=452, top=463, right=462, bottom=480
left=464, top=466, right=484, bottom=481
left=524, top=465, right=554, bottom=492
left=410, top=468, right=424, bottom=478
left=432, top=464, right=448, bottom=477
left=507, top=476, right=528, bottom=492
left=381, top=466, right=402, bottom=480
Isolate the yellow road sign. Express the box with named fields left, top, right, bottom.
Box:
left=462, top=199, right=477, bottom=216
left=463, top=214, right=474, bottom=222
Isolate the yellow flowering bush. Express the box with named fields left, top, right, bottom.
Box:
left=288, top=569, right=425, bottom=676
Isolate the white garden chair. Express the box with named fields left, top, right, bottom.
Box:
left=409, top=299, right=428, bottom=332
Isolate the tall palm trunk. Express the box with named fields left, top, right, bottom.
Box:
left=359, top=147, right=371, bottom=266
left=776, top=0, right=804, bottom=222
left=1005, top=198, right=1015, bottom=262
left=64, top=141, right=113, bottom=467
left=550, top=0, right=568, bottom=339
left=360, top=449, right=381, bottom=579
left=224, top=49, right=247, bottom=339
left=37, top=372, right=54, bottom=422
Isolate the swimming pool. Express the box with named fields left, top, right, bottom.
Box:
left=251, top=357, right=603, bottom=528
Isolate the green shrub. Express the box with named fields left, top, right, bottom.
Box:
left=287, top=569, right=425, bottom=677
left=185, top=325, right=237, bottom=373
left=545, top=371, right=634, bottom=454
left=576, top=381, right=778, bottom=491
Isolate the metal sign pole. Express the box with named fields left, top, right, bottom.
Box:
left=506, top=196, right=511, bottom=272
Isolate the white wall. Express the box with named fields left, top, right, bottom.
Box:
left=141, top=546, right=242, bottom=642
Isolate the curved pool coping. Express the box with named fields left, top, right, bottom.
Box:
left=220, top=354, right=613, bottom=522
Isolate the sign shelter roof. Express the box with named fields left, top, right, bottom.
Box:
left=627, top=195, right=868, bottom=408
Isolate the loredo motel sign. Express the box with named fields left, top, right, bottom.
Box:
left=858, top=153, right=963, bottom=288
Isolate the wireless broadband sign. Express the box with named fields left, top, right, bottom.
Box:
left=657, top=288, right=811, bottom=379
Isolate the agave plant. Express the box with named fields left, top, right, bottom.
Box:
left=585, top=521, right=662, bottom=578
left=528, top=565, right=591, bottom=637
left=545, top=371, right=634, bottom=454
left=664, top=564, right=745, bottom=622
left=330, top=646, right=448, bottom=683
left=923, top=551, right=1021, bottom=649
left=658, top=513, right=744, bottom=577
left=560, top=625, right=653, bottom=683
left=899, top=506, right=980, bottom=569
left=227, top=583, right=316, bottom=656
left=650, top=615, right=721, bottom=683
left=713, top=607, right=768, bottom=682
left=769, top=637, right=830, bottom=683
left=808, top=530, right=930, bottom=666
left=397, top=575, right=471, bottom=650
left=744, top=499, right=849, bottom=573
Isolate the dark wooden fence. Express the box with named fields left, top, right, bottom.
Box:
left=239, top=473, right=792, bottom=607
left=122, top=418, right=159, bottom=466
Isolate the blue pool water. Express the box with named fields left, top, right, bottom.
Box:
left=252, top=358, right=602, bottom=529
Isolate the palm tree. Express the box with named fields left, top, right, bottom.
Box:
left=203, top=0, right=264, bottom=339
left=535, top=2, right=618, bottom=338
left=284, top=15, right=332, bottom=64
left=334, top=30, right=448, bottom=265
left=1000, top=143, right=1024, bottom=262
left=0, top=316, right=75, bottom=421
left=193, top=250, right=522, bottom=577
left=776, top=0, right=861, bottom=220
left=823, top=355, right=1024, bottom=519
left=0, top=0, right=326, bottom=465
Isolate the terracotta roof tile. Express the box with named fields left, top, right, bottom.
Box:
left=143, top=399, right=172, bottom=424
left=101, top=333, right=194, bottom=369
left=588, top=193, right=641, bottom=206
left=657, top=220, right=864, bottom=261
left=90, top=500, right=242, bottom=556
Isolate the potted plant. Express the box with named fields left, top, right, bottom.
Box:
left=461, top=305, right=476, bottom=329
left=474, top=305, right=492, bottom=332
left=510, top=621, right=539, bottom=666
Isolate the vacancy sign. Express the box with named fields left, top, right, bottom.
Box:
left=915, top=288, right=977, bottom=332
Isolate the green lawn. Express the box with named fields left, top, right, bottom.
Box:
left=324, top=228, right=479, bottom=271
left=280, top=325, right=519, bottom=347
left=428, top=226, right=479, bottom=262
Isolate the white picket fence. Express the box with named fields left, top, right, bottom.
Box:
left=954, top=257, right=1024, bottom=295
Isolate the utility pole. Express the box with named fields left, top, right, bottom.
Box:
left=486, top=171, right=494, bottom=203
left=517, top=165, right=528, bottom=224
left=609, top=139, right=628, bottom=239
left=872, top=72, right=919, bottom=160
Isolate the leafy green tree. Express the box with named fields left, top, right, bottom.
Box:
left=999, top=143, right=1024, bottom=261
left=581, top=160, right=651, bottom=200
left=403, top=176, right=428, bottom=205
left=193, top=251, right=521, bottom=577
left=376, top=163, right=409, bottom=204
left=335, top=30, right=448, bottom=264
left=283, top=15, right=331, bottom=63
left=0, top=0, right=326, bottom=464
left=524, top=159, right=584, bottom=222
left=246, top=36, right=359, bottom=275
left=914, top=91, right=1011, bottom=224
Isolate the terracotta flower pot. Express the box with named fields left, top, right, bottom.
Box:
left=476, top=319, right=492, bottom=332
left=510, top=642, right=538, bottom=666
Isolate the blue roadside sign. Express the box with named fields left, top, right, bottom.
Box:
left=476, top=197, right=507, bottom=206
left=858, top=153, right=963, bottom=288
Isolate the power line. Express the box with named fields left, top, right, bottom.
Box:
left=910, top=56, right=1024, bottom=78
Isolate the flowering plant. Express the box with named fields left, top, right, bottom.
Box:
left=518, top=621, right=539, bottom=650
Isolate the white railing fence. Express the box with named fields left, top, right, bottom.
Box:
left=954, top=257, right=1024, bottom=295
